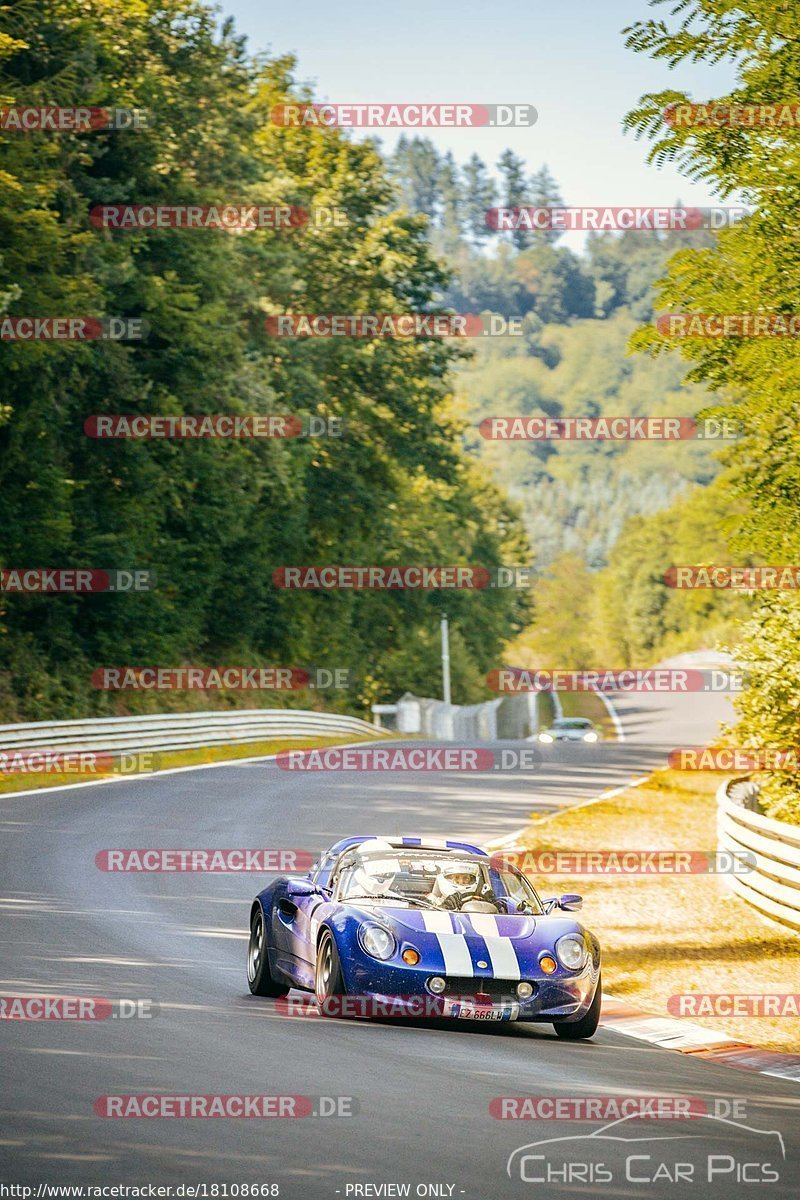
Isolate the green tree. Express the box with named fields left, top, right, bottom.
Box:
left=461, top=153, right=497, bottom=244
left=390, top=135, right=442, bottom=218
left=432, top=150, right=463, bottom=257
left=0, top=0, right=531, bottom=720
left=527, top=164, right=564, bottom=246
left=625, top=0, right=800, bottom=817
left=498, top=148, right=529, bottom=250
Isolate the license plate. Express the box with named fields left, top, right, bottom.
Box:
left=446, top=1002, right=513, bottom=1021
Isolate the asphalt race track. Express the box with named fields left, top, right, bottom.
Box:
left=2, top=688, right=799, bottom=1197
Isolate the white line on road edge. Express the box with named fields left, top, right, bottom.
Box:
left=594, top=777, right=649, bottom=803
left=592, top=686, right=625, bottom=741
left=0, top=740, right=389, bottom=800
left=485, top=776, right=651, bottom=850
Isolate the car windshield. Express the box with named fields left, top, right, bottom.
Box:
left=554, top=718, right=592, bottom=729
left=336, top=848, right=487, bottom=903
left=332, top=846, right=543, bottom=914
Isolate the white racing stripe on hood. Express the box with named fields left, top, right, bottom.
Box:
left=421, top=909, right=473, bottom=974
left=464, top=914, right=521, bottom=980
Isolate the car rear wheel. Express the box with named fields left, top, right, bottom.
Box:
left=315, top=929, right=346, bottom=1014
left=553, top=975, right=601, bottom=1040
left=247, top=908, right=289, bottom=997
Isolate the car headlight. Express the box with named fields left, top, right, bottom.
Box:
left=538, top=732, right=554, bottom=744
left=556, top=934, right=587, bottom=970
left=583, top=731, right=598, bottom=742
left=359, top=923, right=396, bottom=961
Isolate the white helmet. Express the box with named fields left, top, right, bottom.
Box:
left=431, top=861, right=481, bottom=903
left=350, top=839, right=398, bottom=897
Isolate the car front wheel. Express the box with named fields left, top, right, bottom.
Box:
left=247, top=908, right=289, bottom=997
left=553, top=975, right=601, bottom=1040
left=314, top=929, right=346, bottom=1014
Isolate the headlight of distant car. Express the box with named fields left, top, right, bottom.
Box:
left=538, top=732, right=554, bottom=744
left=555, top=934, right=587, bottom=970
left=358, top=923, right=396, bottom=961
left=583, top=731, right=598, bottom=742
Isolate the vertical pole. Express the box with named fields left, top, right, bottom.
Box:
left=441, top=613, right=451, bottom=705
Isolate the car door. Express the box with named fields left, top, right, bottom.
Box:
left=271, top=871, right=332, bottom=988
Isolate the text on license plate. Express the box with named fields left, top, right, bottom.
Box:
left=449, top=1003, right=511, bottom=1020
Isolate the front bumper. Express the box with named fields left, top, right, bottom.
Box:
left=340, top=957, right=598, bottom=1022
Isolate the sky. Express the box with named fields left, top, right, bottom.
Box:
left=222, top=0, right=738, bottom=250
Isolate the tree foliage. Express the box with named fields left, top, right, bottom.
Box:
left=0, top=0, right=531, bottom=719
left=625, top=0, right=800, bottom=819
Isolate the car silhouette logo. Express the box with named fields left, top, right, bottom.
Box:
left=507, top=1113, right=786, bottom=1179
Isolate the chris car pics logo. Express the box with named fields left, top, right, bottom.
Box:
left=506, top=1112, right=785, bottom=1185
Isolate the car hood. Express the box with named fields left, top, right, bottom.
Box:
left=344, top=904, right=538, bottom=941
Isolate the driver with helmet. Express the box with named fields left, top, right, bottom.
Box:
left=346, top=839, right=399, bottom=898
left=429, top=861, right=494, bottom=910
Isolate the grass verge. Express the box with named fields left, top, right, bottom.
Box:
left=0, top=733, right=383, bottom=795
left=510, top=767, right=800, bottom=1053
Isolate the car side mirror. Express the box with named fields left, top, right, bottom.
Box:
left=558, top=893, right=583, bottom=912
left=285, top=879, right=319, bottom=898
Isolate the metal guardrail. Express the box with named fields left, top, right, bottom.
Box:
left=376, top=691, right=539, bottom=741
left=718, top=777, right=800, bottom=933
left=0, top=709, right=384, bottom=756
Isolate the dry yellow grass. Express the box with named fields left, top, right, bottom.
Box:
left=0, top=733, right=382, bottom=794
left=513, top=768, right=800, bottom=1053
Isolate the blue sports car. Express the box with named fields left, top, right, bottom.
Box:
left=247, top=836, right=602, bottom=1038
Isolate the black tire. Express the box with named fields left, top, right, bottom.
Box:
left=247, top=907, right=289, bottom=997
left=553, top=975, right=601, bottom=1040
left=314, top=929, right=346, bottom=1014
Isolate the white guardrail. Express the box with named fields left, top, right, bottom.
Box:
left=378, top=691, right=538, bottom=741
left=718, top=778, right=800, bottom=933
left=0, top=709, right=384, bottom=757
